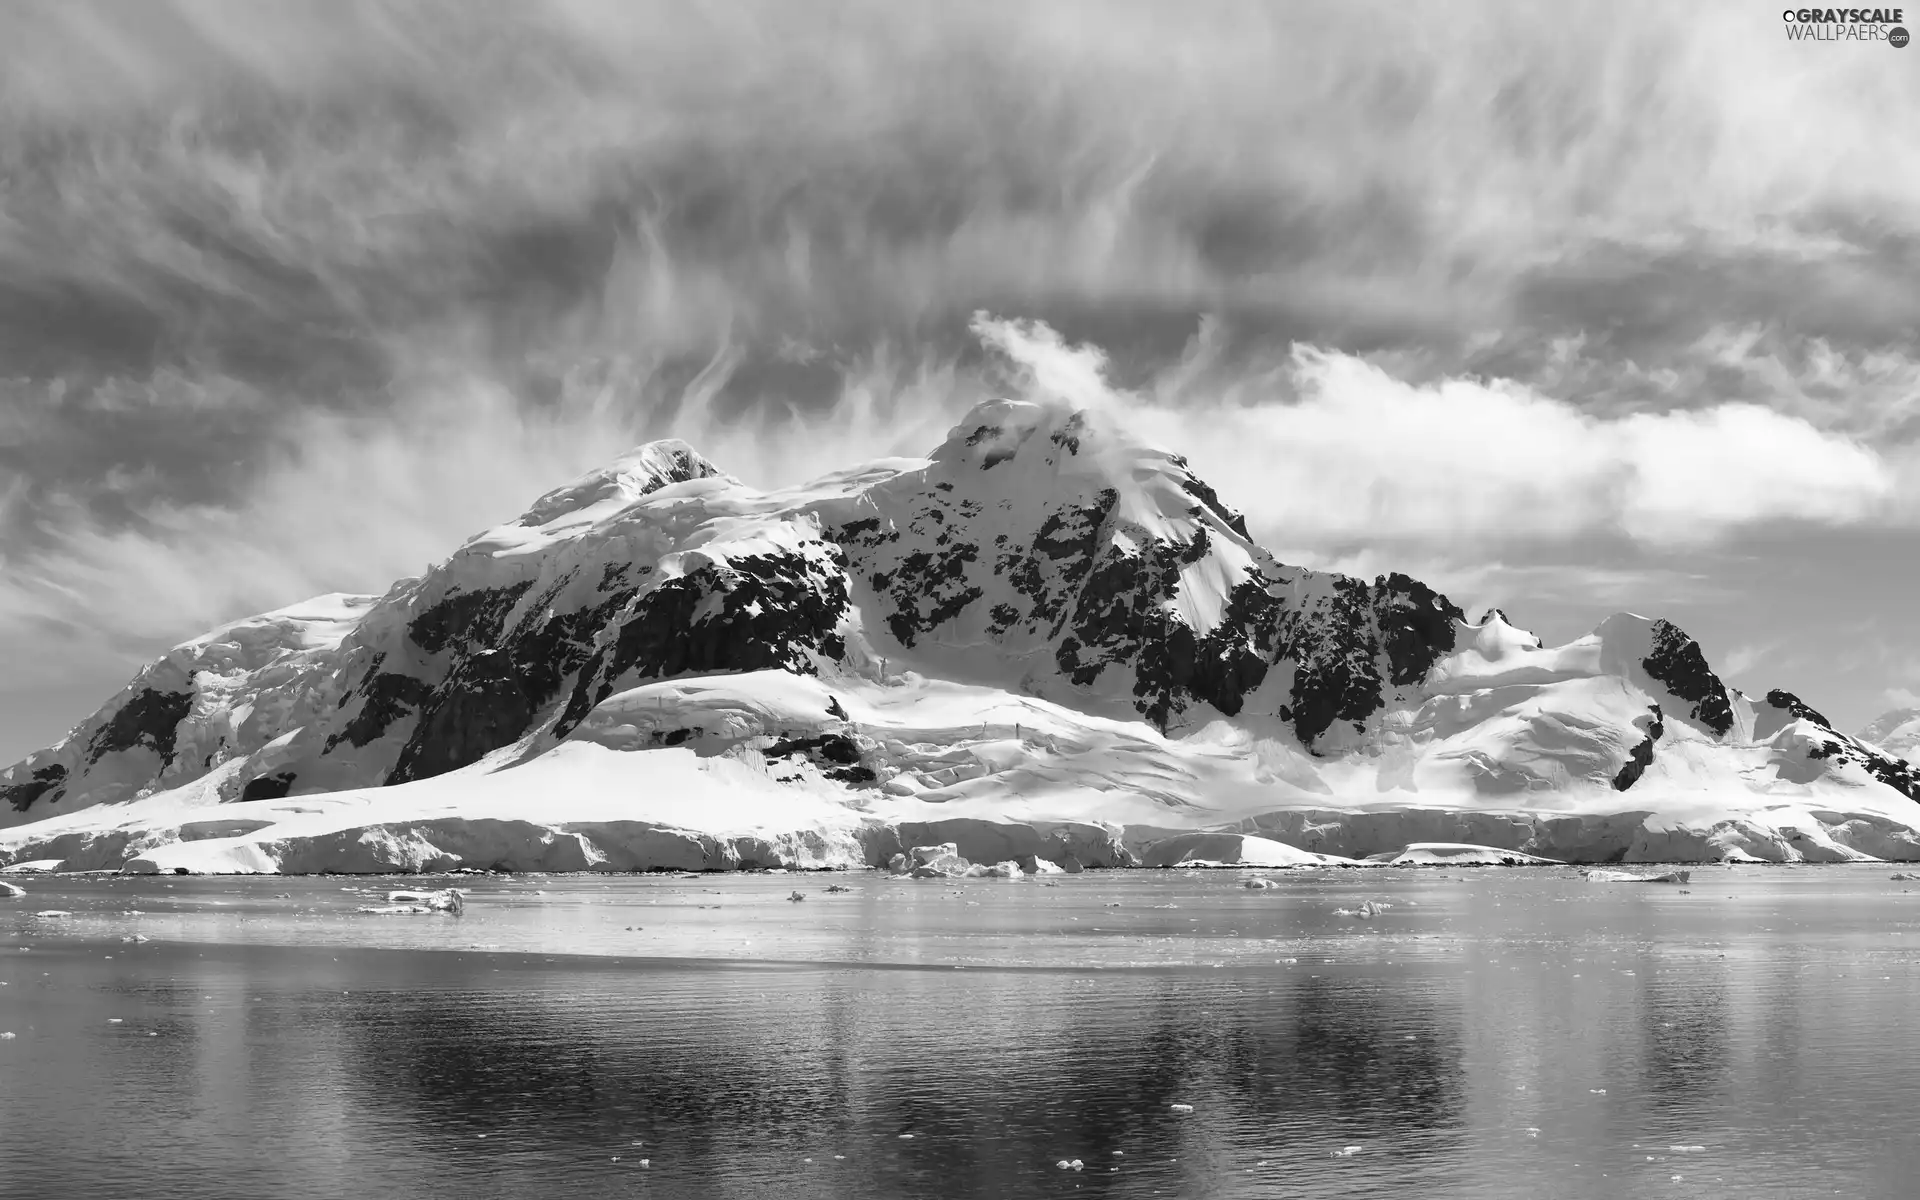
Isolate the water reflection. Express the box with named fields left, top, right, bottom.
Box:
left=311, top=959, right=1473, bottom=1197
left=1641, top=968, right=1728, bottom=1106
left=6, top=868, right=1920, bottom=1198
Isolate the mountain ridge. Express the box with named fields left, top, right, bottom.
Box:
left=6, top=396, right=1920, bottom=872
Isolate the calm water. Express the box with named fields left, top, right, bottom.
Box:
left=3, top=865, right=1919, bottom=1198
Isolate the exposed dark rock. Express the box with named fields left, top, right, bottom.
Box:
left=993, top=490, right=1113, bottom=636
left=239, top=772, right=297, bottom=802
left=1641, top=619, right=1734, bottom=737
left=1765, top=689, right=1831, bottom=729
left=763, top=733, right=873, bottom=784
left=1049, top=412, right=1088, bottom=456
left=766, top=733, right=862, bottom=765
left=1129, top=562, right=1279, bottom=730
left=325, top=662, right=436, bottom=752
left=85, top=688, right=194, bottom=768
left=1771, top=696, right=1920, bottom=803
left=389, top=651, right=535, bottom=784
left=1175, top=464, right=1252, bottom=539
left=1373, top=573, right=1465, bottom=687
left=3, top=763, right=67, bottom=813
left=555, top=549, right=851, bottom=738
left=407, top=581, right=535, bottom=656
left=1612, top=707, right=1664, bottom=791
left=1802, top=733, right=1920, bottom=801
left=502, top=578, right=638, bottom=715
left=1282, top=578, right=1383, bottom=745
left=1611, top=736, right=1654, bottom=791
left=1857, top=749, right=1920, bottom=802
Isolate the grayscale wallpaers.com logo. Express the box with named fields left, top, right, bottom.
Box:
left=1782, top=7, right=1909, bottom=42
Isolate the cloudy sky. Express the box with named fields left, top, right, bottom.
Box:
left=2, top=0, right=1918, bottom=762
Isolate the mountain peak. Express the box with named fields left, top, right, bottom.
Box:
left=1861, top=708, right=1920, bottom=763
left=515, top=439, right=727, bottom=530
left=923, top=398, right=1253, bottom=546
left=10, top=397, right=1920, bottom=872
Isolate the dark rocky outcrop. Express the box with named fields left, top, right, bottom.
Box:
left=238, top=772, right=297, bottom=803
left=86, top=688, right=194, bottom=768
left=1374, top=574, right=1466, bottom=687
left=388, top=651, right=536, bottom=784
left=1612, top=705, right=1665, bottom=791
left=1765, top=689, right=1831, bottom=729
left=407, top=582, right=536, bottom=656
left=325, top=663, right=436, bottom=753
left=764, top=733, right=876, bottom=784
left=1804, top=734, right=1920, bottom=802
left=1642, top=620, right=1734, bottom=737
left=3, top=763, right=67, bottom=813
left=556, top=548, right=852, bottom=738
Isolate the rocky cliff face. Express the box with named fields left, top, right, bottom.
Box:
left=2, top=400, right=1911, bottom=831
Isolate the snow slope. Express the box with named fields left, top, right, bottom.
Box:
left=6, top=399, right=1920, bottom=872
left=1860, top=709, right=1920, bottom=764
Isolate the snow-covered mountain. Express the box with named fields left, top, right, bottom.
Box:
left=7, top=398, right=1920, bottom=872
left=1860, top=709, right=1920, bottom=765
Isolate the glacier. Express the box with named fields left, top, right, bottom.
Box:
left=6, top=397, right=1920, bottom=874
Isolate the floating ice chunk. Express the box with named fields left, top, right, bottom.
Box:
left=1333, top=1146, right=1362, bottom=1157
left=0, top=1032, right=12, bottom=1039
left=1385, top=843, right=1563, bottom=867
left=961, top=860, right=1021, bottom=879
left=1168, top=1103, right=1194, bottom=1114
left=1893, top=873, right=1920, bottom=882
left=33, top=910, right=71, bottom=918
left=1669, top=1145, right=1705, bottom=1153
left=899, top=843, right=971, bottom=878
left=825, top=884, right=852, bottom=893
left=1056, top=1159, right=1085, bottom=1170
left=0, top=882, right=24, bottom=898
left=362, top=889, right=464, bottom=915
left=1584, top=869, right=1690, bottom=884
left=1142, top=833, right=1353, bottom=868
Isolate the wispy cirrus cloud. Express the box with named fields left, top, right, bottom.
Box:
left=5, top=0, right=1920, bottom=751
